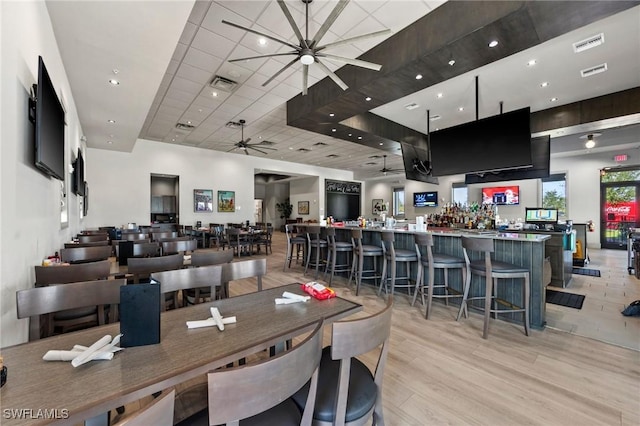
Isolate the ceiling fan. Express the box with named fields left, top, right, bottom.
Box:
left=226, top=120, right=277, bottom=155
left=222, top=0, right=391, bottom=95
left=378, top=155, right=404, bottom=175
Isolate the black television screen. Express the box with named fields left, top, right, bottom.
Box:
left=34, top=56, right=65, bottom=180
left=400, top=143, right=439, bottom=184
left=73, top=149, right=85, bottom=196
left=414, top=191, right=438, bottom=207
left=482, top=185, right=519, bottom=205
left=464, top=135, right=550, bottom=184
left=429, top=107, right=532, bottom=177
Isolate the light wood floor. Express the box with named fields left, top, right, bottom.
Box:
left=114, top=231, right=640, bottom=425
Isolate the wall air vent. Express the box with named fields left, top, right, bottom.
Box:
left=210, top=75, right=238, bottom=92
left=176, top=122, right=195, bottom=131
left=404, top=102, right=420, bottom=110
left=573, top=33, right=604, bottom=53
left=581, top=63, right=608, bottom=78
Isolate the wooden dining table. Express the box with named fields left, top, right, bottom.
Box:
left=0, top=284, right=361, bottom=425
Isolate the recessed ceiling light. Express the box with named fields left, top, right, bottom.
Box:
left=436, top=93, right=443, bottom=99
left=187, top=121, right=192, bottom=125
left=527, top=59, right=537, bottom=66
left=198, top=108, right=203, bottom=113
left=348, top=133, right=352, bottom=137
left=358, top=136, right=363, bottom=140
left=258, top=38, right=267, bottom=46
left=365, top=96, right=372, bottom=101
left=448, top=59, right=456, bottom=66
left=415, top=74, right=423, bottom=80
left=108, top=79, right=119, bottom=85
left=550, top=97, right=558, bottom=102
left=107, top=119, right=115, bottom=123
left=107, top=140, right=113, bottom=144
left=329, top=113, right=335, bottom=117
left=540, top=82, right=549, bottom=88
left=488, top=40, right=499, bottom=48
left=288, top=147, right=294, bottom=150
left=379, top=142, right=383, bottom=146
left=585, top=139, right=596, bottom=149
left=212, top=92, right=218, bottom=97
left=458, top=107, right=464, bottom=111
left=331, top=128, right=336, bottom=132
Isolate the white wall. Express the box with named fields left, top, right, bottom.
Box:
left=1, top=1, right=85, bottom=346
left=86, top=139, right=353, bottom=229
left=290, top=177, right=320, bottom=222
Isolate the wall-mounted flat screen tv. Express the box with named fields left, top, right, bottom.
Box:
left=33, top=56, right=65, bottom=180
left=525, top=207, right=558, bottom=224
left=73, top=149, right=85, bottom=196
left=482, top=185, right=519, bottom=205
left=414, top=191, right=438, bottom=207
left=464, top=135, right=550, bottom=184
left=400, top=142, right=439, bottom=184
left=429, top=107, right=532, bottom=177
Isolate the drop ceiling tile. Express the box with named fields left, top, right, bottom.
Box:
left=163, top=97, right=191, bottom=110
left=245, top=99, right=278, bottom=115
left=162, top=88, right=195, bottom=104
left=356, top=0, right=386, bottom=14
left=201, top=2, right=253, bottom=42
left=179, top=22, right=199, bottom=45
left=234, top=109, right=263, bottom=125
left=170, top=76, right=205, bottom=94
left=216, top=103, right=245, bottom=118
left=341, top=16, right=391, bottom=52
left=264, top=82, right=300, bottom=101
left=219, top=0, right=269, bottom=22
left=166, top=60, right=180, bottom=76
left=228, top=44, right=268, bottom=72
left=171, top=43, right=189, bottom=61
left=176, top=62, right=213, bottom=85
left=326, top=2, right=369, bottom=38
left=224, top=94, right=255, bottom=109
left=188, top=1, right=211, bottom=25
left=191, top=27, right=237, bottom=58
left=215, top=61, right=252, bottom=84
left=371, top=1, right=430, bottom=32
left=233, top=84, right=267, bottom=101
left=183, top=48, right=224, bottom=73
left=193, top=94, right=225, bottom=109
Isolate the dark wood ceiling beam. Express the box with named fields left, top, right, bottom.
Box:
left=286, top=1, right=639, bottom=151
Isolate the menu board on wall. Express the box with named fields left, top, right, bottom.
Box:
left=325, top=180, right=361, bottom=194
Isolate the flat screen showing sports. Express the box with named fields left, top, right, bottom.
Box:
left=414, top=191, right=438, bottom=207
left=482, top=185, right=519, bottom=205
left=525, top=208, right=558, bottom=224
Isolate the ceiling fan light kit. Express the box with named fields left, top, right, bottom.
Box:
left=223, top=0, right=390, bottom=95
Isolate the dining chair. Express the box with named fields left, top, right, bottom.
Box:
left=292, top=297, right=393, bottom=426
left=127, top=253, right=184, bottom=284
left=120, top=232, right=149, bottom=241
left=80, top=230, right=110, bottom=236
left=35, top=259, right=111, bottom=287
left=77, top=234, right=109, bottom=243
left=60, top=245, right=112, bottom=264
left=16, top=278, right=126, bottom=341
left=161, top=239, right=197, bottom=255
left=114, top=241, right=160, bottom=260
left=113, top=389, right=175, bottom=426
left=220, top=258, right=266, bottom=298
left=185, top=250, right=234, bottom=304
left=63, top=240, right=109, bottom=248
left=208, top=224, right=228, bottom=250
left=254, top=225, right=273, bottom=255
left=152, top=265, right=223, bottom=310
left=283, top=224, right=306, bottom=272
left=151, top=231, right=178, bottom=242
left=180, top=321, right=323, bottom=426
left=226, top=227, right=250, bottom=258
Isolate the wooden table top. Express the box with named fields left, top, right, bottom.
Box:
left=0, top=284, right=361, bottom=425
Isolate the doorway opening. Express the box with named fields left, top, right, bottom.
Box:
left=150, top=174, right=179, bottom=224
left=600, top=166, right=640, bottom=249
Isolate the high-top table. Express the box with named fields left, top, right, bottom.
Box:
left=0, top=284, right=361, bottom=426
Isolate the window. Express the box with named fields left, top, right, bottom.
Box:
left=542, top=173, right=566, bottom=217
left=452, top=182, right=467, bottom=205
left=393, top=187, right=404, bottom=217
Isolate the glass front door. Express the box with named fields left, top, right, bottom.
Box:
left=601, top=183, right=640, bottom=249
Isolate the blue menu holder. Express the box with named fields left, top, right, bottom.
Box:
left=120, top=283, right=160, bottom=347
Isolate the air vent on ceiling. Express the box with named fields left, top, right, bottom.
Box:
left=210, top=75, right=238, bottom=92
left=404, top=102, right=420, bottom=110
left=365, top=162, right=377, bottom=166
left=176, top=122, right=195, bottom=131
left=368, top=155, right=382, bottom=159
left=581, top=63, right=608, bottom=78
left=430, top=114, right=442, bottom=121
left=225, top=121, right=241, bottom=129
left=297, top=148, right=311, bottom=152
left=259, top=140, right=275, bottom=146
left=573, top=33, right=604, bottom=53
left=313, top=142, right=328, bottom=146
left=327, top=154, right=339, bottom=158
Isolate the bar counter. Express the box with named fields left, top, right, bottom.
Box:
left=300, top=224, right=550, bottom=329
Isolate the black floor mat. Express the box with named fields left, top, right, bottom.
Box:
left=546, top=289, right=585, bottom=309
left=572, top=268, right=601, bottom=277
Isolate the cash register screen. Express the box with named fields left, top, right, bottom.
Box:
left=525, top=208, right=558, bottom=224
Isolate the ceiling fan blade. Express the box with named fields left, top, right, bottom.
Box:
left=311, top=0, right=349, bottom=47
left=318, top=53, right=382, bottom=71
left=250, top=144, right=277, bottom=150
left=315, top=58, right=348, bottom=91
left=228, top=51, right=299, bottom=63
left=317, top=29, right=392, bottom=51
left=302, top=64, right=309, bottom=96
left=248, top=146, right=270, bottom=155
left=226, top=146, right=238, bottom=152
left=243, top=148, right=250, bottom=155
left=276, top=0, right=308, bottom=49
left=221, top=20, right=300, bottom=50
left=244, top=137, right=252, bottom=144
left=262, top=56, right=299, bottom=87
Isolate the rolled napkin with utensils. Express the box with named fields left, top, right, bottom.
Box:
left=43, top=334, right=123, bottom=367
left=186, top=307, right=236, bottom=330
left=275, top=291, right=311, bottom=305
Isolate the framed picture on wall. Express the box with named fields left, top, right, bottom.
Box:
left=372, top=199, right=387, bottom=215
left=218, top=190, right=235, bottom=212
left=194, top=189, right=213, bottom=212
left=298, top=201, right=309, bottom=215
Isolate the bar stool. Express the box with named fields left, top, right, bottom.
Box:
left=283, top=224, right=305, bottom=272
left=379, top=231, right=418, bottom=298
left=305, top=225, right=328, bottom=279
left=324, top=227, right=353, bottom=285
left=457, top=236, right=530, bottom=339
left=413, top=233, right=467, bottom=319
left=348, top=228, right=383, bottom=295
